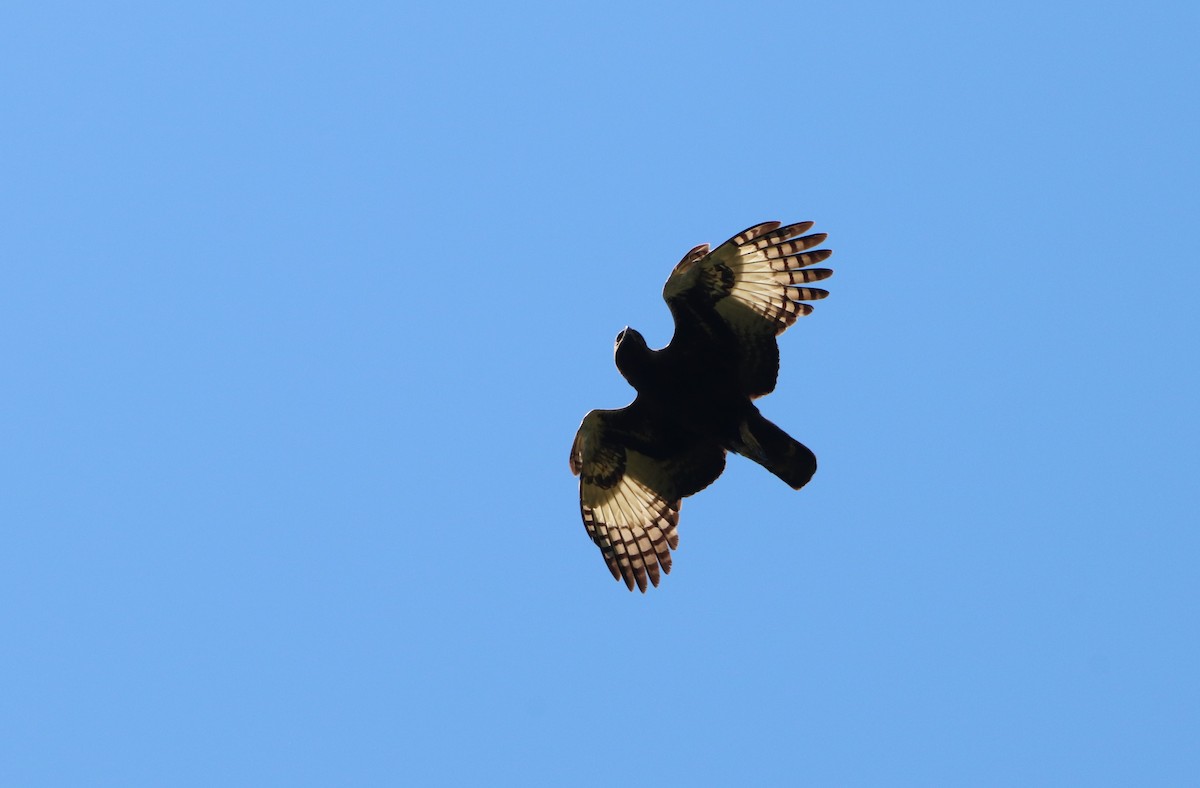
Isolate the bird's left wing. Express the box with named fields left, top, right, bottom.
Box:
left=569, top=403, right=725, bottom=592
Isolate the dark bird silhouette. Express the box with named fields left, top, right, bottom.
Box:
left=569, top=221, right=833, bottom=591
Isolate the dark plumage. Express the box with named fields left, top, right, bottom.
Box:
left=570, top=221, right=834, bottom=591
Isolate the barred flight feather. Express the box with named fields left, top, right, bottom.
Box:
left=705, top=224, right=834, bottom=333
left=730, top=221, right=782, bottom=246
left=738, top=268, right=833, bottom=285
left=579, top=466, right=680, bottom=592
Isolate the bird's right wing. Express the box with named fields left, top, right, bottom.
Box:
left=569, top=403, right=725, bottom=592
left=663, top=221, right=833, bottom=397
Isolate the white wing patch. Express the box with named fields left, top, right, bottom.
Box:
left=709, top=221, right=833, bottom=335
left=579, top=449, right=680, bottom=592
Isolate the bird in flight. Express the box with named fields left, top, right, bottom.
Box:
left=569, top=220, right=833, bottom=591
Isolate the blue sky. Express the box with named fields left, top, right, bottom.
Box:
left=3, top=1, right=1198, bottom=785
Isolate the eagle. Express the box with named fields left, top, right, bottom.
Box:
left=569, top=220, right=833, bottom=591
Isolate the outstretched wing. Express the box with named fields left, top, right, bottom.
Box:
left=663, top=221, right=832, bottom=397
left=569, top=403, right=726, bottom=592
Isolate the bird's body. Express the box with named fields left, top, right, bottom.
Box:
left=570, top=221, right=833, bottom=591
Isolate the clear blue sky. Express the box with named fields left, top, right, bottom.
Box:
left=3, top=2, right=1197, bottom=785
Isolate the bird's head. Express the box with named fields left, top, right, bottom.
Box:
left=614, top=326, right=646, bottom=354
left=613, top=326, right=650, bottom=385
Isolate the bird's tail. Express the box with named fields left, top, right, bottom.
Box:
left=729, top=410, right=817, bottom=490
